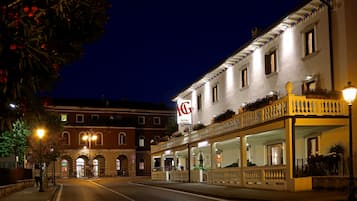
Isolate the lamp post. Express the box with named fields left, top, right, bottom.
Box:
left=82, top=130, right=97, bottom=177
left=36, top=128, right=45, bottom=192
left=342, top=81, right=357, bottom=201
left=50, top=146, right=56, bottom=186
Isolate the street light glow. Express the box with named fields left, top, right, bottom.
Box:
left=343, top=82, right=357, bottom=105
left=37, top=129, right=45, bottom=139
left=91, top=135, right=98, bottom=141
left=82, top=135, right=89, bottom=141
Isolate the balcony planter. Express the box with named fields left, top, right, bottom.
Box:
left=213, top=109, right=235, bottom=123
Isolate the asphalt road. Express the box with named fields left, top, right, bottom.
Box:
left=56, top=177, right=230, bottom=201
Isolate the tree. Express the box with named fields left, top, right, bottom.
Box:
left=0, top=119, right=30, bottom=167
left=0, top=0, right=110, bottom=131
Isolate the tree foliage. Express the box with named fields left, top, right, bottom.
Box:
left=0, top=119, right=30, bottom=167
left=0, top=0, right=110, bottom=131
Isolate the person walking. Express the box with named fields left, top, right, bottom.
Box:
left=34, top=165, right=41, bottom=188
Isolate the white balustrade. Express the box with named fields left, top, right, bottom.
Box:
left=151, top=95, right=347, bottom=154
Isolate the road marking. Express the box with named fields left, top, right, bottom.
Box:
left=89, top=180, right=136, bottom=201
left=130, top=182, right=229, bottom=201
left=55, top=184, right=63, bottom=201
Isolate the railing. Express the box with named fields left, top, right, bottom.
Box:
left=151, top=171, right=166, bottom=181
left=208, top=167, right=241, bottom=186
left=243, top=165, right=287, bottom=190
left=170, top=170, right=189, bottom=182
left=152, top=94, right=347, bottom=154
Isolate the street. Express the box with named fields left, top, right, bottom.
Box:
left=56, top=177, right=230, bottom=201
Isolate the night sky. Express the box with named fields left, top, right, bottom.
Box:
left=50, top=0, right=305, bottom=106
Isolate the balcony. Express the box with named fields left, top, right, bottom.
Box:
left=152, top=83, right=347, bottom=153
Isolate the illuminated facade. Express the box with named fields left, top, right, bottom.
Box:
left=151, top=0, right=357, bottom=191
left=46, top=99, right=175, bottom=178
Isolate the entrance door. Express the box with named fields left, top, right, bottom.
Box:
left=76, top=158, right=85, bottom=178
left=61, top=159, right=69, bottom=177
left=93, top=159, right=99, bottom=177
left=307, top=137, right=319, bottom=156
left=267, top=143, right=283, bottom=166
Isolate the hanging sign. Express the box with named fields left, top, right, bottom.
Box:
left=177, top=100, right=192, bottom=124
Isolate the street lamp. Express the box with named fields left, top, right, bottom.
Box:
left=342, top=81, right=357, bottom=201
left=82, top=130, right=98, bottom=177
left=50, top=146, right=56, bottom=186
left=36, top=128, right=45, bottom=192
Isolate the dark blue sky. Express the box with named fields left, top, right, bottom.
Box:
left=51, top=0, right=304, bottom=105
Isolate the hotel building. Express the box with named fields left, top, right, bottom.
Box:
left=151, top=0, right=357, bottom=191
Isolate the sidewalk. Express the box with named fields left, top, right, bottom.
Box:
left=137, top=180, right=348, bottom=201
left=0, top=184, right=58, bottom=201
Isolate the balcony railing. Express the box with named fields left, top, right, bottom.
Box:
left=152, top=93, right=347, bottom=153
left=152, top=166, right=287, bottom=190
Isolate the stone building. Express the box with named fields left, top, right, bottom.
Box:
left=46, top=99, right=175, bottom=178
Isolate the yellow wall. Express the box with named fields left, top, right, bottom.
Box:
left=320, top=126, right=349, bottom=155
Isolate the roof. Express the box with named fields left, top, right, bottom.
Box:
left=45, top=98, right=175, bottom=111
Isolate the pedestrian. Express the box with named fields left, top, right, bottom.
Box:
left=34, top=165, right=41, bottom=188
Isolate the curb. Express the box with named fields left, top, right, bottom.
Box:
left=49, top=185, right=60, bottom=201
left=135, top=182, right=260, bottom=201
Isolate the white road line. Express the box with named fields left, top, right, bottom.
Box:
left=55, top=184, right=63, bottom=201
left=89, top=181, right=136, bottom=201
left=130, top=182, right=229, bottom=201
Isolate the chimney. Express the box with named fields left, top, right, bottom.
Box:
left=251, top=27, right=261, bottom=39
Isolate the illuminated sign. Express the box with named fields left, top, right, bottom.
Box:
left=177, top=100, right=192, bottom=124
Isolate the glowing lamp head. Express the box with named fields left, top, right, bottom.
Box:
left=82, top=135, right=89, bottom=141
left=91, top=135, right=98, bottom=141
left=342, top=82, right=357, bottom=105
left=37, top=129, right=45, bottom=139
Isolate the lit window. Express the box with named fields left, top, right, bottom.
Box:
left=197, top=94, right=202, bottom=111
left=265, top=50, right=277, bottom=75
left=60, top=114, right=68, bottom=122
left=139, top=159, right=145, bottom=170
left=212, top=84, right=218, bottom=103
left=241, top=67, right=248, bottom=88
left=305, top=29, right=315, bottom=56
left=153, top=117, right=161, bottom=125
left=119, top=132, right=126, bottom=145
left=116, top=159, right=121, bottom=170
left=138, top=116, right=145, bottom=125
left=139, top=136, right=145, bottom=147
left=61, top=132, right=70, bottom=145
left=76, top=114, right=84, bottom=123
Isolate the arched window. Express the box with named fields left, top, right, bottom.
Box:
left=96, top=133, right=103, bottom=145
left=139, top=136, right=145, bottom=147
left=61, top=132, right=70, bottom=145
left=79, top=132, right=87, bottom=145
left=118, top=132, right=126, bottom=145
